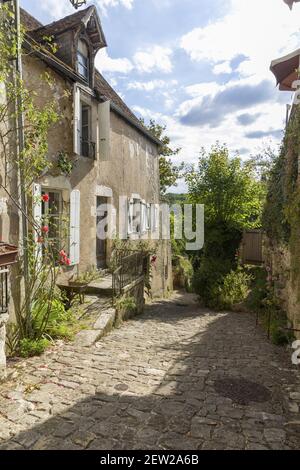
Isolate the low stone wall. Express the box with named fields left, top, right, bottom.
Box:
left=115, top=276, right=145, bottom=325
left=264, top=238, right=300, bottom=339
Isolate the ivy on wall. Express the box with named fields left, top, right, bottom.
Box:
left=263, top=105, right=300, bottom=299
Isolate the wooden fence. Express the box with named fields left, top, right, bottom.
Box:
left=241, top=230, right=264, bottom=265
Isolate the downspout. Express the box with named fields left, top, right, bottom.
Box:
left=13, top=1, right=30, bottom=292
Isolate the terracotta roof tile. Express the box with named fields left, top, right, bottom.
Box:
left=20, top=8, right=157, bottom=144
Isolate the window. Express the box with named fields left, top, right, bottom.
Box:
left=77, top=40, right=89, bottom=81
left=128, top=198, right=142, bottom=235
left=81, top=104, right=93, bottom=157
left=41, top=190, right=63, bottom=257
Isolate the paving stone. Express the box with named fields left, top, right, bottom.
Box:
left=0, top=292, right=299, bottom=450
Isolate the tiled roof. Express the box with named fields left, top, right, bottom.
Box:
left=30, top=6, right=93, bottom=40
left=20, top=7, right=159, bottom=145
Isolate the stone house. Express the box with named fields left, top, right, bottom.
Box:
left=0, top=6, right=173, bottom=377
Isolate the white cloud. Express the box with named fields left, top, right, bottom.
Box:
left=212, top=61, right=232, bottom=75
left=95, top=0, right=134, bottom=14
left=95, top=49, right=134, bottom=74
left=40, top=0, right=73, bottom=19
left=133, top=46, right=173, bottom=73
left=40, top=0, right=134, bottom=20
left=128, top=79, right=177, bottom=91
left=180, top=0, right=300, bottom=81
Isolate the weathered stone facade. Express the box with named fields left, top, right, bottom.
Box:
left=264, top=238, right=300, bottom=339
left=0, top=6, right=173, bottom=378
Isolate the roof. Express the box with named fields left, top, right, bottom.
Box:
left=20, top=7, right=159, bottom=146
left=28, top=6, right=106, bottom=51
left=270, top=49, right=300, bottom=91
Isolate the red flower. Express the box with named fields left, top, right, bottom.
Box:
left=65, top=258, right=71, bottom=266
left=41, top=225, right=49, bottom=233
left=59, top=250, right=67, bottom=257
left=42, top=194, right=49, bottom=203
left=151, top=255, right=157, bottom=264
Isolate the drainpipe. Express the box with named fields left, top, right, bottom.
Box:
left=13, top=0, right=29, bottom=286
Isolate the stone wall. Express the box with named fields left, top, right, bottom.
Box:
left=0, top=314, right=8, bottom=380
left=264, top=237, right=300, bottom=339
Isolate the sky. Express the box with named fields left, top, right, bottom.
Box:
left=20, top=0, right=300, bottom=192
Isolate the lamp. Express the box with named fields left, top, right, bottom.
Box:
left=284, top=0, right=300, bottom=9
left=69, top=0, right=87, bottom=9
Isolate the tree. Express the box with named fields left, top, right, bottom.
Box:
left=185, top=143, right=264, bottom=230
left=140, top=118, right=183, bottom=195
left=185, top=143, right=265, bottom=307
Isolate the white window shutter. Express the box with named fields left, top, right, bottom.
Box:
left=155, top=205, right=160, bottom=230
left=98, top=100, right=110, bottom=161
left=73, top=85, right=81, bottom=155
left=128, top=198, right=134, bottom=235
left=146, top=204, right=151, bottom=230
left=141, top=203, right=147, bottom=233
left=70, top=189, right=80, bottom=265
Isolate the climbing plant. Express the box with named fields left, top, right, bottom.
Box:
left=0, top=4, right=72, bottom=355
left=262, top=105, right=300, bottom=300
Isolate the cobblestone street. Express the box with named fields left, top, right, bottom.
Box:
left=0, top=292, right=299, bottom=450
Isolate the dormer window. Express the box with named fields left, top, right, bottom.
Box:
left=77, top=39, right=89, bottom=81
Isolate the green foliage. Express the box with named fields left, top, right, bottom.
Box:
left=186, top=143, right=264, bottom=229
left=217, top=268, right=253, bottom=310
left=262, top=106, right=300, bottom=303
left=140, top=119, right=183, bottom=195
left=19, top=338, right=50, bottom=358
left=173, top=255, right=194, bottom=292
left=193, top=257, right=233, bottom=308
left=246, top=267, right=268, bottom=312
left=57, top=151, right=74, bottom=176
left=185, top=143, right=264, bottom=308
left=115, top=296, right=136, bottom=312
left=246, top=268, right=293, bottom=346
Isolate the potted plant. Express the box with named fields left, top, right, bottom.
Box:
left=0, top=242, right=18, bottom=267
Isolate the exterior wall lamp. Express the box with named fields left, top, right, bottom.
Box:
left=69, top=0, right=87, bottom=9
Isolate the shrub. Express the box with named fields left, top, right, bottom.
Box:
left=115, top=296, right=136, bottom=313
left=19, top=338, right=50, bottom=358
left=218, top=268, right=253, bottom=310
left=32, top=291, right=79, bottom=341
left=173, top=255, right=194, bottom=292
left=246, top=267, right=268, bottom=312
left=193, top=257, right=233, bottom=308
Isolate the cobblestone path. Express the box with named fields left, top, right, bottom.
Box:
left=0, top=292, right=299, bottom=450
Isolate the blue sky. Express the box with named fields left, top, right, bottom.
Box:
left=20, top=0, right=300, bottom=191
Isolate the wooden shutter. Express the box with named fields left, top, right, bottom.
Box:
left=70, top=189, right=80, bottom=265
left=128, top=198, right=134, bottom=235
left=73, top=85, right=81, bottom=155
left=98, top=100, right=110, bottom=161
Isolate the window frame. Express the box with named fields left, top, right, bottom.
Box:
left=77, top=48, right=90, bottom=82
left=81, top=103, right=91, bottom=158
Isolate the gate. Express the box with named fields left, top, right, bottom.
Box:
left=241, top=230, right=264, bottom=265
